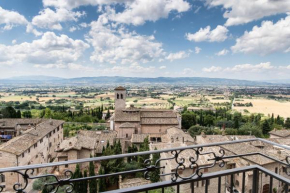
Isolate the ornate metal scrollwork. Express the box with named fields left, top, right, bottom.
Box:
left=284, top=156, right=290, bottom=176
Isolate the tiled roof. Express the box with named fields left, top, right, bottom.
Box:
left=58, top=135, right=96, bottom=151
left=131, top=134, right=149, bottom=143
left=140, top=111, right=177, bottom=118
left=114, top=86, right=126, bottom=91
left=269, top=129, right=290, bottom=137
left=119, top=122, right=136, bottom=128
left=0, top=119, right=64, bottom=155
left=141, top=118, right=179, bottom=125
left=115, top=110, right=140, bottom=122
left=0, top=118, right=44, bottom=128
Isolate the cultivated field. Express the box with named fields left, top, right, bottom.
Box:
left=233, top=98, right=290, bottom=118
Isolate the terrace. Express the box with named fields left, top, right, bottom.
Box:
left=1, top=138, right=290, bottom=193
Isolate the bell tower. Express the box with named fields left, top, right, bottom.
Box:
left=114, top=86, right=126, bottom=111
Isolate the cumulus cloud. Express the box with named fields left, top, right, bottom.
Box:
left=206, top=0, right=290, bottom=26
left=182, top=68, right=195, bottom=75
left=224, top=62, right=274, bottom=72
left=215, top=49, right=229, bottom=56
left=232, top=16, right=290, bottom=55
left=159, top=65, right=166, bottom=69
left=186, top=25, right=228, bottom=42
left=107, top=0, right=191, bottom=26
left=166, top=50, right=190, bottom=62
left=0, top=32, right=89, bottom=66
left=32, top=8, right=85, bottom=30
left=195, top=47, right=201, bottom=54
left=86, top=14, right=165, bottom=64
left=0, top=7, right=28, bottom=30
left=203, top=66, right=222, bottom=72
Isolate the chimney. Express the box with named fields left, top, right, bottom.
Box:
left=49, top=119, right=53, bottom=125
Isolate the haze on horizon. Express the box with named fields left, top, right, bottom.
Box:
left=0, top=0, right=290, bottom=80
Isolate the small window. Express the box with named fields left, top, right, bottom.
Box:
left=117, top=93, right=119, bottom=99
left=53, top=130, right=55, bottom=134
left=34, top=143, right=37, bottom=148
left=22, top=153, right=24, bottom=158
left=49, top=142, right=52, bottom=147
left=121, top=94, right=123, bottom=99
left=40, top=139, right=43, bottom=143
left=275, top=167, right=278, bottom=174
left=28, top=148, right=30, bottom=153
left=57, top=127, right=59, bottom=131
left=126, top=134, right=128, bottom=138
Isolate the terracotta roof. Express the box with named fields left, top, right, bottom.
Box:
left=114, top=86, right=126, bottom=91
left=119, top=122, right=136, bottom=128
left=0, top=118, right=45, bottom=128
left=115, top=110, right=140, bottom=122
left=269, top=129, right=290, bottom=137
left=58, top=135, right=96, bottom=151
left=0, top=119, right=64, bottom=155
left=131, top=134, right=149, bottom=143
left=141, top=118, right=179, bottom=125
left=77, top=130, right=117, bottom=154
left=140, top=111, right=177, bottom=118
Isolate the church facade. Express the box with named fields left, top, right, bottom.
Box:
left=111, top=86, right=181, bottom=140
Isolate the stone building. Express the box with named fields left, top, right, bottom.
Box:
left=269, top=129, right=290, bottom=138
left=0, top=119, right=64, bottom=191
left=111, top=86, right=181, bottom=140
left=196, top=135, right=290, bottom=193
left=56, top=130, right=117, bottom=172
left=0, top=119, right=44, bottom=142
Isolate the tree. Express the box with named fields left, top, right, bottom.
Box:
left=150, top=148, right=160, bottom=183
left=89, top=157, right=97, bottom=193
left=181, top=113, right=196, bottom=130
left=105, top=109, right=111, bottom=120
left=16, top=110, right=21, bottom=118
left=98, top=166, right=106, bottom=192
left=285, top=118, right=290, bottom=129
left=23, top=111, right=32, bottom=118
left=83, top=170, right=88, bottom=193
left=73, top=164, right=82, bottom=193
left=1, top=106, right=17, bottom=118
left=262, top=120, right=271, bottom=135
left=138, top=137, right=150, bottom=167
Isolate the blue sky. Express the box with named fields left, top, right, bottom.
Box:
left=0, top=0, right=290, bottom=80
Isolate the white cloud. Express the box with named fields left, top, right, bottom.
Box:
left=232, top=16, right=290, bottom=55
left=159, top=65, right=166, bottom=69
left=43, top=0, right=190, bottom=26
left=101, top=63, right=156, bottom=74
left=166, top=50, right=190, bottom=62
left=107, top=0, right=190, bottom=25
left=32, top=8, right=85, bottom=30
left=215, top=49, right=229, bottom=56
left=202, top=66, right=222, bottom=72
left=182, top=68, right=195, bottom=75
left=206, top=0, right=290, bottom=26
left=224, top=62, right=274, bottom=72
left=26, top=23, right=43, bottom=36
left=12, top=40, right=17, bottom=44
left=0, top=7, right=28, bottom=30
left=69, top=26, right=77, bottom=32
left=186, top=25, right=228, bottom=42
left=0, top=32, right=89, bottom=66
left=86, top=14, right=165, bottom=64
left=195, top=46, right=201, bottom=54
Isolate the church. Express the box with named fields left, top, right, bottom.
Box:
left=110, top=86, right=181, bottom=142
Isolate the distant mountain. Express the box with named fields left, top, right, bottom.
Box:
left=5, top=76, right=64, bottom=81
left=0, top=76, right=279, bottom=86
left=263, top=79, right=290, bottom=84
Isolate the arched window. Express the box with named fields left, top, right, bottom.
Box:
left=117, top=93, right=119, bottom=99
left=121, top=94, right=123, bottom=99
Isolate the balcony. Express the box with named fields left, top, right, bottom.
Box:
left=0, top=138, right=290, bottom=193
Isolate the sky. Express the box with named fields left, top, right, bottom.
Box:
left=0, top=0, right=290, bottom=80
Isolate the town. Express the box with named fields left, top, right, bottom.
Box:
left=0, top=85, right=290, bottom=193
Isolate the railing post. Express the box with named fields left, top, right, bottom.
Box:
left=252, top=169, right=259, bottom=193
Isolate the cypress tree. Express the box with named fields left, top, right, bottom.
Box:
left=150, top=148, right=160, bottom=183
left=89, top=158, right=97, bottom=193
left=83, top=170, right=88, bottom=193
left=262, top=120, right=271, bottom=135
left=98, top=166, right=106, bottom=192
left=73, top=164, right=82, bottom=193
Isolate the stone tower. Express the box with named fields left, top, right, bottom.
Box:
left=114, top=86, right=126, bottom=111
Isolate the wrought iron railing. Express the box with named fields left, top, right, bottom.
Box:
left=0, top=138, right=290, bottom=193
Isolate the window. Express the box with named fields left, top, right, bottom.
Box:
left=117, top=93, right=119, bottom=99
left=49, top=142, right=52, bottom=147
left=57, top=127, right=59, bottom=132
left=34, top=143, right=37, bottom=148
left=126, top=134, right=128, bottom=138
left=22, top=153, right=24, bottom=158
left=275, top=167, right=278, bottom=174
left=0, top=174, right=5, bottom=183
left=53, top=130, right=55, bottom=134
left=121, top=94, right=123, bottom=99
left=28, top=148, right=30, bottom=153
left=40, top=139, right=43, bottom=143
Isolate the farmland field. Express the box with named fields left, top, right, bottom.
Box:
left=233, top=98, right=290, bottom=118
